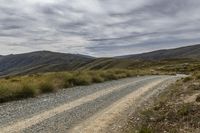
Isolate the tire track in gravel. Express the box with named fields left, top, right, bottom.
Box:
left=69, top=77, right=183, bottom=133
left=0, top=76, right=159, bottom=133
left=0, top=76, right=151, bottom=126
left=69, top=77, right=172, bottom=133
left=23, top=77, right=163, bottom=133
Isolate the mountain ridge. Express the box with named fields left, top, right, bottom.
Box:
left=78, top=44, right=200, bottom=70
left=0, top=44, right=200, bottom=76
left=118, top=44, right=200, bottom=60
left=0, top=51, right=94, bottom=76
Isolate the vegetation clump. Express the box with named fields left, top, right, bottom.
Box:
left=0, top=69, right=155, bottom=103
left=39, top=82, right=55, bottom=93
left=196, top=95, right=200, bottom=102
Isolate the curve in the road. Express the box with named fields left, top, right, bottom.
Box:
left=0, top=76, right=156, bottom=133
left=0, top=75, right=181, bottom=133
left=70, top=78, right=168, bottom=133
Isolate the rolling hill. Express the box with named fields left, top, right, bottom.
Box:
left=119, top=44, right=200, bottom=60
left=0, top=51, right=94, bottom=76
left=78, top=44, right=200, bottom=70
left=0, top=44, right=200, bottom=76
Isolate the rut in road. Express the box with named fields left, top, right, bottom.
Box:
left=0, top=76, right=154, bottom=133
left=70, top=78, right=169, bottom=133
left=0, top=76, right=181, bottom=133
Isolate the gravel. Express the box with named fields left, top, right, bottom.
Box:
left=0, top=75, right=179, bottom=133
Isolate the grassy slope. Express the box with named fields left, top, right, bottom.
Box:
left=120, top=44, right=200, bottom=60
left=0, top=51, right=93, bottom=77
left=1, top=44, right=200, bottom=77
left=79, top=58, right=200, bottom=74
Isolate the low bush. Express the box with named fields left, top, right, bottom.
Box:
left=68, top=73, right=92, bottom=86
left=196, top=95, right=200, bottom=102
left=139, top=126, right=153, bottom=133
left=17, top=84, right=39, bottom=98
left=91, top=74, right=105, bottom=83
left=0, top=69, right=154, bottom=103
left=183, top=77, right=193, bottom=82
left=177, top=104, right=191, bottom=116
left=195, top=74, right=200, bottom=80
left=39, top=82, right=55, bottom=93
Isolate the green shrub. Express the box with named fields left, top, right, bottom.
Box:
left=141, top=109, right=155, bottom=118
left=139, top=126, right=153, bottom=133
left=116, top=73, right=128, bottom=78
left=183, top=77, right=192, bottom=82
left=17, top=84, right=39, bottom=98
left=0, top=86, right=11, bottom=102
left=91, top=75, right=105, bottom=83
left=63, top=80, right=72, bottom=88
left=69, top=74, right=92, bottom=86
left=100, top=72, right=118, bottom=80
left=196, top=95, right=200, bottom=102
left=0, top=83, right=23, bottom=102
left=0, top=69, right=148, bottom=103
left=195, top=74, right=200, bottom=80
left=10, top=79, right=20, bottom=82
left=177, top=104, right=191, bottom=116
left=39, top=82, right=55, bottom=93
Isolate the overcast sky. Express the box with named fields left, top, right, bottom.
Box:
left=0, top=0, right=200, bottom=57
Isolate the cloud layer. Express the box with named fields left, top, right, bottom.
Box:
left=0, top=0, right=200, bottom=56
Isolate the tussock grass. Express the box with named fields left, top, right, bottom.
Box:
left=196, top=95, right=200, bottom=102
left=39, top=82, right=55, bottom=93
left=193, top=72, right=200, bottom=80
left=0, top=69, right=154, bottom=103
left=125, top=73, right=200, bottom=133
left=183, top=77, right=193, bottom=82
left=139, top=127, right=153, bottom=133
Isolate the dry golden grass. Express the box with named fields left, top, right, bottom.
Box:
left=125, top=72, right=200, bottom=133
left=0, top=69, right=157, bottom=103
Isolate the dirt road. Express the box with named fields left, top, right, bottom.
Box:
left=0, top=75, right=182, bottom=133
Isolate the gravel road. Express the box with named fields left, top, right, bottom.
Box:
left=0, top=75, right=182, bottom=133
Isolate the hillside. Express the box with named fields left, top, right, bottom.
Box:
left=0, top=51, right=94, bottom=76
left=79, top=44, right=200, bottom=70
left=1, top=44, right=200, bottom=76
left=120, top=44, right=200, bottom=60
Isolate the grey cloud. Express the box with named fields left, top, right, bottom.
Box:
left=0, top=0, right=200, bottom=56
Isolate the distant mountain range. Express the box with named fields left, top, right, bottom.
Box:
left=0, top=44, right=200, bottom=76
